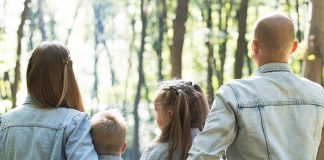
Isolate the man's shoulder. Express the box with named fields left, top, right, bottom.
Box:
left=223, top=76, right=257, bottom=89
left=298, top=76, right=323, bottom=87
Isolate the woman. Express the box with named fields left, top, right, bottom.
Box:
left=0, top=42, right=98, bottom=160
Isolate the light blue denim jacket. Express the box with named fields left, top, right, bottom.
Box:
left=141, top=128, right=201, bottom=160
left=99, top=155, right=123, bottom=160
left=0, top=96, right=99, bottom=160
left=189, top=63, right=324, bottom=160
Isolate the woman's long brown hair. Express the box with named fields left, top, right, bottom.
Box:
left=26, top=42, right=84, bottom=111
left=155, top=80, right=210, bottom=160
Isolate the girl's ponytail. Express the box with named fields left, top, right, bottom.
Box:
left=177, top=90, right=192, bottom=160
left=167, top=89, right=192, bottom=160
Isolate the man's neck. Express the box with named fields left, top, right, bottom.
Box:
left=257, top=58, right=289, bottom=67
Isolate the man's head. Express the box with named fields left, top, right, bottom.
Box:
left=252, top=13, right=298, bottom=66
left=90, top=110, right=127, bottom=156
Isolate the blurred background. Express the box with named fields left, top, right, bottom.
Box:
left=0, top=0, right=323, bottom=159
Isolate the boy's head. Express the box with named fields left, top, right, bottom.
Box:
left=251, top=13, right=298, bottom=66
left=90, top=110, right=127, bottom=155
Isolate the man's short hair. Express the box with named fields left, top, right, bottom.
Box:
left=253, top=13, right=295, bottom=56
left=91, top=110, right=127, bottom=154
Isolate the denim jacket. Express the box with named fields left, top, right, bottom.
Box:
left=188, top=63, right=324, bottom=160
left=141, top=128, right=201, bottom=160
left=99, top=155, right=123, bottom=160
left=0, top=96, right=98, bottom=160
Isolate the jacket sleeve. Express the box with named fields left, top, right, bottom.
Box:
left=65, top=113, right=99, bottom=160
left=188, top=84, right=238, bottom=160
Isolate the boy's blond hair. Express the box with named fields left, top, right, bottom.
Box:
left=90, top=110, right=127, bottom=155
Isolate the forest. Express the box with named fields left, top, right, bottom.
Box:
left=0, top=0, right=324, bottom=159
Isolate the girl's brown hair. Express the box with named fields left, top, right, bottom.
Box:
left=26, top=42, right=84, bottom=111
left=155, top=80, right=209, bottom=160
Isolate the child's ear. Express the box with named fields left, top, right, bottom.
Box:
left=167, top=110, right=174, bottom=118
left=121, top=142, right=127, bottom=154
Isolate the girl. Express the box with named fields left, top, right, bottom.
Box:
left=0, top=42, right=98, bottom=160
left=140, top=80, right=210, bottom=160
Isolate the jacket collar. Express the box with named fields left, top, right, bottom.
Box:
left=256, top=62, right=291, bottom=73
left=23, top=95, right=35, bottom=105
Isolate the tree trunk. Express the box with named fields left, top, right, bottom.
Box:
left=245, top=51, right=252, bottom=75
left=49, top=12, right=57, bottom=40
left=218, top=0, right=233, bottom=86
left=155, top=0, right=166, bottom=81
left=1, top=72, right=11, bottom=99
left=28, top=9, right=36, bottom=51
left=170, top=0, right=189, bottom=78
left=296, top=0, right=302, bottom=42
left=133, top=0, right=147, bottom=159
left=234, top=0, right=248, bottom=79
left=302, top=0, right=324, bottom=85
left=102, top=41, right=117, bottom=86
left=91, top=2, right=102, bottom=115
left=204, top=2, right=215, bottom=105
left=11, top=0, right=31, bottom=108
left=37, top=0, right=47, bottom=41
left=91, top=43, right=99, bottom=115
left=65, top=0, right=84, bottom=45
left=122, top=17, right=136, bottom=117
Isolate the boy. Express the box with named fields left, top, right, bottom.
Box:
left=91, top=110, right=127, bottom=160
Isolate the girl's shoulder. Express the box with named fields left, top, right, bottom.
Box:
left=140, top=142, right=169, bottom=160
left=148, top=142, right=169, bottom=152
left=140, top=142, right=182, bottom=160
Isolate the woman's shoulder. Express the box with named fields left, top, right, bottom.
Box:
left=56, top=108, right=89, bottom=128
left=56, top=107, right=87, bottom=119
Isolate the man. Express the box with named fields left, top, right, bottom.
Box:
left=188, top=13, right=324, bottom=160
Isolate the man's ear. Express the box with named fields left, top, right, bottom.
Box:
left=252, top=39, right=259, bottom=56
left=121, top=142, right=127, bottom=154
left=290, top=40, right=298, bottom=55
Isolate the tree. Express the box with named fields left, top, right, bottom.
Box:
left=302, top=0, right=324, bottom=85
left=218, top=0, right=233, bottom=86
left=49, top=12, right=57, bottom=40
left=122, top=15, right=136, bottom=117
left=65, top=0, right=84, bottom=45
left=154, top=0, right=167, bottom=81
left=206, top=3, right=214, bottom=105
left=202, top=1, right=215, bottom=105
left=91, top=1, right=117, bottom=113
left=37, top=0, right=47, bottom=41
left=133, top=0, right=148, bottom=159
left=234, top=0, right=248, bottom=79
left=302, top=1, right=324, bottom=158
left=91, top=1, right=103, bottom=114
left=27, top=7, right=36, bottom=51
left=170, top=0, right=189, bottom=78
left=11, top=0, right=31, bottom=108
